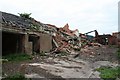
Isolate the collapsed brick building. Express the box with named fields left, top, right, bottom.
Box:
left=83, top=30, right=120, bottom=46
left=1, top=11, right=119, bottom=56
left=1, top=11, right=52, bottom=55
left=1, top=11, right=81, bottom=56
left=96, top=33, right=120, bottom=46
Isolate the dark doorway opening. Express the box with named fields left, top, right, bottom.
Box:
left=29, top=34, right=40, bottom=53
left=2, top=31, right=23, bottom=56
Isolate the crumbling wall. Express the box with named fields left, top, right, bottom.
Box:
left=39, top=33, right=52, bottom=53
left=22, top=34, right=32, bottom=55
left=2, top=31, right=33, bottom=55
left=28, top=34, right=40, bottom=53
left=108, top=36, right=117, bottom=45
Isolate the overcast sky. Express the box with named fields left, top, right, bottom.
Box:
left=0, top=0, right=119, bottom=35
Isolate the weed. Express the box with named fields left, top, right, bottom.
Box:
left=30, top=24, right=40, bottom=31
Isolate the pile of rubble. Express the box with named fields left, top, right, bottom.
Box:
left=45, top=24, right=104, bottom=54
left=46, top=23, right=81, bottom=54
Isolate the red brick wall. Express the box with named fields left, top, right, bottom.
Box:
left=108, top=36, right=117, bottom=45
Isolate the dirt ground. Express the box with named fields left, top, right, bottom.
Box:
left=79, top=45, right=118, bottom=62
left=2, top=45, right=119, bottom=79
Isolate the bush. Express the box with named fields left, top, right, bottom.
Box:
left=18, top=13, right=31, bottom=19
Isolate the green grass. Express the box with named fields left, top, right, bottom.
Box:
left=2, top=73, right=30, bottom=80
left=96, top=66, right=120, bottom=80
left=2, top=53, right=32, bottom=62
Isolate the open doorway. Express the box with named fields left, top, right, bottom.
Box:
left=29, top=34, right=40, bottom=53
left=2, top=31, right=24, bottom=56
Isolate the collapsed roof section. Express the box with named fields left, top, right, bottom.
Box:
left=1, top=11, right=50, bottom=33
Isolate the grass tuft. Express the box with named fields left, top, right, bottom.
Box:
left=96, top=66, right=120, bottom=80
left=2, top=53, right=32, bottom=62
left=2, top=73, right=30, bottom=80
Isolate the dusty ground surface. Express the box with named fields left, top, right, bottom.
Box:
left=79, top=45, right=118, bottom=62
left=2, top=45, right=119, bottom=79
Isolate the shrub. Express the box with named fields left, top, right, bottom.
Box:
left=18, top=13, right=31, bottom=19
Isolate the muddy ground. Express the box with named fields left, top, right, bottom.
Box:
left=2, top=45, right=119, bottom=79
